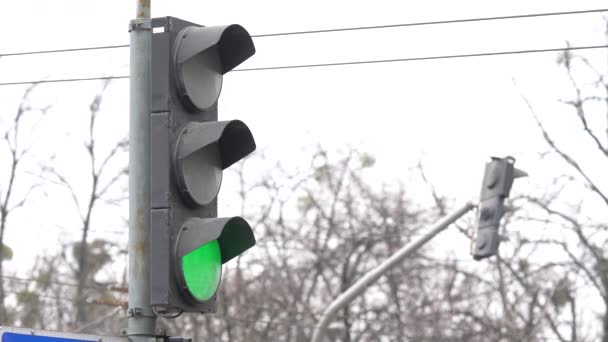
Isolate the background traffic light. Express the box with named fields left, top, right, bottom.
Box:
left=149, top=16, right=257, bottom=315
left=471, top=156, right=527, bottom=260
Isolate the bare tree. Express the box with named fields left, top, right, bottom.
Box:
left=39, top=80, right=128, bottom=329
left=158, top=148, right=513, bottom=341
left=0, top=84, right=48, bottom=324
left=505, top=22, right=608, bottom=341
left=11, top=238, right=126, bottom=332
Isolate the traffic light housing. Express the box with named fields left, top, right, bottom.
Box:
left=149, top=16, right=256, bottom=314
left=471, top=156, right=526, bottom=260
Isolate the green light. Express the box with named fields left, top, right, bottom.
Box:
left=181, top=240, right=222, bottom=301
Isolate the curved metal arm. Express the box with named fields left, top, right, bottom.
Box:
left=310, top=202, right=477, bottom=342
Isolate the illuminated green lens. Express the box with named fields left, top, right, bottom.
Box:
left=181, top=240, right=222, bottom=301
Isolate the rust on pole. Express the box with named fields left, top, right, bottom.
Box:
left=136, top=0, right=150, bottom=19
left=128, top=0, right=155, bottom=339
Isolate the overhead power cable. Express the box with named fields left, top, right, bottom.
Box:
left=233, top=44, right=608, bottom=72
left=0, top=76, right=129, bottom=86
left=0, top=8, right=606, bottom=57
left=0, top=44, right=606, bottom=86
left=0, top=44, right=129, bottom=58
left=252, top=8, right=608, bottom=37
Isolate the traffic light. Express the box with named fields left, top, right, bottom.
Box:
left=149, top=16, right=256, bottom=314
left=471, top=156, right=527, bottom=260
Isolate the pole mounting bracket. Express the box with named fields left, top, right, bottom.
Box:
left=129, top=19, right=152, bottom=32
left=127, top=307, right=156, bottom=318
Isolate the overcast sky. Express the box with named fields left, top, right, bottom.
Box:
left=0, top=0, right=607, bottom=286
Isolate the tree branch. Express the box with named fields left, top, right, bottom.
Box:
left=521, top=93, right=608, bottom=207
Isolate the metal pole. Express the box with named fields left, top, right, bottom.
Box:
left=310, top=202, right=476, bottom=342
left=128, top=0, right=156, bottom=339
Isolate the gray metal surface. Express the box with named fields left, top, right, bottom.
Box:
left=310, top=202, right=477, bottom=342
left=148, top=15, right=258, bottom=315
left=175, top=120, right=255, bottom=165
left=173, top=24, right=255, bottom=111
left=479, top=156, right=517, bottom=200
left=472, top=156, right=527, bottom=260
left=149, top=209, right=217, bottom=313
left=173, top=120, right=255, bottom=206
left=176, top=217, right=255, bottom=261
left=173, top=25, right=254, bottom=70
left=150, top=209, right=171, bottom=305
left=150, top=112, right=170, bottom=209
left=0, top=326, right=126, bottom=342
left=149, top=16, right=219, bottom=314
left=128, top=0, right=156, bottom=338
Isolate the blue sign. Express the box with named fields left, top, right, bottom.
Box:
left=2, top=333, right=93, bottom=342
left=0, top=327, right=124, bottom=342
